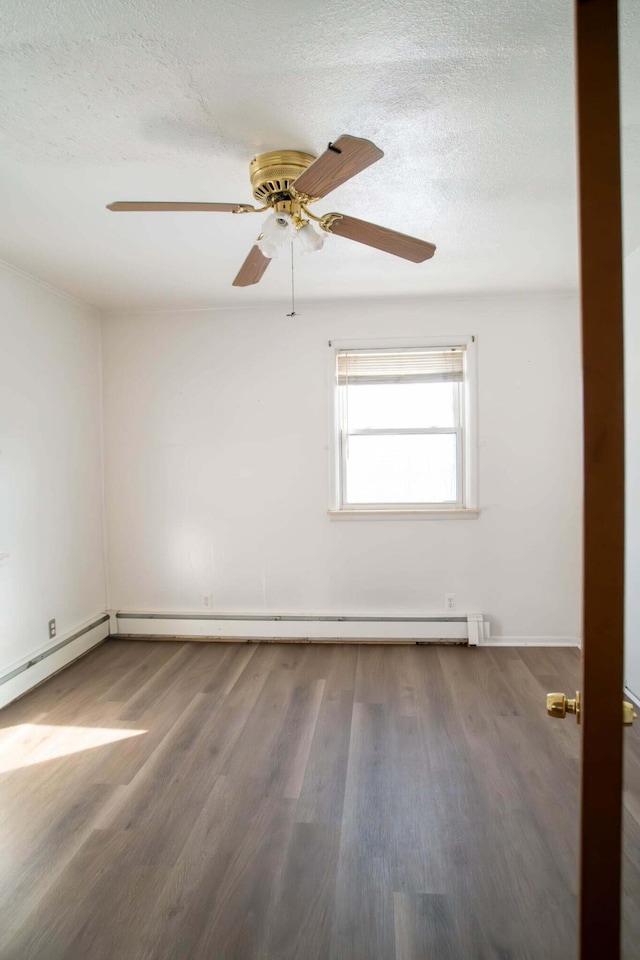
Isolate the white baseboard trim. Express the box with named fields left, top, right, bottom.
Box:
left=625, top=686, right=640, bottom=708
left=0, top=614, right=110, bottom=710
left=113, top=611, right=485, bottom=644
left=480, top=636, right=581, bottom=647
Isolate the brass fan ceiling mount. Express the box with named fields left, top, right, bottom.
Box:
left=106, top=135, right=436, bottom=287
left=249, top=149, right=316, bottom=204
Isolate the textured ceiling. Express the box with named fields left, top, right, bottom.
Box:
left=0, top=0, right=635, bottom=310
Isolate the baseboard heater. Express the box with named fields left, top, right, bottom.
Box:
left=114, top=612, right=486, bottom=645
left=0, top=614, right=110, bottom=710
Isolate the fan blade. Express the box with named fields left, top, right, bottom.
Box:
left=325, top=214, right=436, bottom=263
left=291, top=135, right=383, bottom=200
left=232, top=244, right=271, bottom=286
left=106, top=201, right=255, bottom=212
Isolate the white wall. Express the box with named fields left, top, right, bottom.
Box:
left=625, top=246, right=640, bottom=699
left=0, top=263, right=107, bottom=677
left=102, top=293, right=582, bottom=642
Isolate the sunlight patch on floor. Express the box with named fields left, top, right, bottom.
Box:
left=0, top=724, right=147, bottom=773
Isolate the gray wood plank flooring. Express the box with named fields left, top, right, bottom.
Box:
left=0, top=640, right=638, bottom=959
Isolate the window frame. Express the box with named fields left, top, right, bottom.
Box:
left=328, top=336, right=479, bottom=519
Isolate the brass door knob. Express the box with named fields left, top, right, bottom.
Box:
left=623, top=701, right=638, bottom=726
left=547, top=691, right=581, bottom=724
left=547, top=692, right=637, bottom=726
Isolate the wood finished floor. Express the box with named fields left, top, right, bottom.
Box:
left=0, top=640, right=639, bottom=960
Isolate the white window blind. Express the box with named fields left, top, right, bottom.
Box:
left=336, top=347, right=465, bottom=386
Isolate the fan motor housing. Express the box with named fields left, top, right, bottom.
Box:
left=250, top=150, right=316, bottom=204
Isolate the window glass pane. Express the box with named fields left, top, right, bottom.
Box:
left=345, top=433, right=458, bottom=505
left=345, top=382, right=458, bottom=430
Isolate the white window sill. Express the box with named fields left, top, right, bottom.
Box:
left=328, top=508, right=480, bottom=521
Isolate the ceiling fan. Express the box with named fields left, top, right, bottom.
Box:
left=106, top=135, right=436, bottom=287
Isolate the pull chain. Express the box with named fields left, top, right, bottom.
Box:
left=286, top=241, right=298, bottom=317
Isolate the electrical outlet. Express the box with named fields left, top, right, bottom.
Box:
left=445, top=594, right=455, bottom=611
left=48, top=618, right=56, bottom=639
left=202, top=594, right=212, bottom=609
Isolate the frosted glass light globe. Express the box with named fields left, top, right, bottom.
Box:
left=257, top=212, right=297, bottom=259
left=297, top=221, right=325, bottom=254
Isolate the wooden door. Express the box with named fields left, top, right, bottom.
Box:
left=575, top=0, right=625, bottom=956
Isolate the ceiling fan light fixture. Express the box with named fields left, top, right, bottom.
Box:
left=257, top=211, right=297, bottom=258
left=107, top=135, right=437, bottom=287
left=297, top=221, right=325, bottom=255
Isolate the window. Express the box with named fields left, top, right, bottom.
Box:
left=330, top=339, right=477, bottom=516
